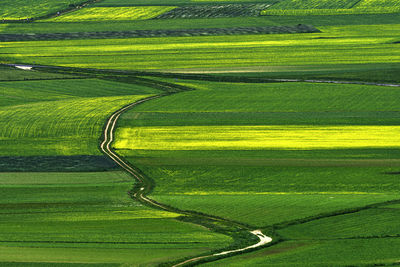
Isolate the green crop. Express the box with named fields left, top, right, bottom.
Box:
left=0, top=0, right=86, bottom=20
left=49, top=6, right=176, bottom=22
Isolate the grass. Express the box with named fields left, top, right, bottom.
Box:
left=49, top=6, right=176, bottom=22
left=0, top=65, right=73, bottom=81
left=0, top=78, right=159, bottom=156
left=0, top=170, right=232, bottom=265
left=269, top=0, right=360, bottom=9
left=0, top=95, right=149, bottom=156
left=204, top=238, right=400, bottom=266
left=0, top=246, right=213, bottom=265
left=0, top=0, right=86, bottom=20
left=152, top=194, right=398, bottom=227
left=118, top=82, right=400, bottom=124
left=278, top=207, right=400, bottom=239
left=2, top=24, right=399, bottom=70
left=0, top=78, right=158, bottom=106
left=116, top=81, right=400, bottom=228
left=355, top=0, right=400, bottom=9
left=262, top=8, right=400, bottom=16
left=0, top=72, right=233, bottom=265
left=93, top=0, right=276, bottom=6
left=2, top=1, right=400, bottom=265
left=2, top=13, right=400, bottom=35
left=263, top=0, right=400, bottom=15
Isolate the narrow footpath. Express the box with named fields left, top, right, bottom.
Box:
left=100, top=94, right=273, bottom=266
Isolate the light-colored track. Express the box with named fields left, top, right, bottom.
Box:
left=100, top=95, right=272, bottom=266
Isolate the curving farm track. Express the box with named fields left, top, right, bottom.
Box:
left=100, top=94, right=273, bottom=266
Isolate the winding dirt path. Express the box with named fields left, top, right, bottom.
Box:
left=100, top=95, right=273, bottom=266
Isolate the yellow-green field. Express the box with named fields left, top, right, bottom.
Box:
left=115, top=125, right=400, bottom=150
left=50, top=6, right=176, bottom=22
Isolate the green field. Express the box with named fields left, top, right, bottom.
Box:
left=0, top=78, right=155, bottom=156
left=0, top=171, right=231, bottom=265
left=93, top=0, right=276, bottom=6
left=264, top=0, right=400, bottom=15
left=278, top=207, right=400, bottom=239
left=1, top=24, right=399, bottom=71
left=269, top=0, right=360, bottom=10
left=114, top=81, right=400, bottom=231
left=0, top=69, right=232, bottom=265
left=204, top=238, right=400, bottom=266
left=49, top=6, right=176, bottom=21
left=1, top=0, right=400, bottom=266
left=0, top=0, right=87, bottom=20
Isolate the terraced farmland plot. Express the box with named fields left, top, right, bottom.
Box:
left=50, top=6, right=176, bottom=22
left=0, top=0, right=86, bottom=20
left=154, top=3, right=271, bottom=19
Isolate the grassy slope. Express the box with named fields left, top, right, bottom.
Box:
left=0, top=78, right=157, bottom=156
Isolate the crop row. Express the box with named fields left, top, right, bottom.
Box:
left=154, top=3, right=271, bottom=19
left=261, top=7, right=400, bottom=16
left=263, top=0, right=400, bottom=15
left=0, top=25, right=319, bottom=42
left=0, top=0, right=88, bottom=20
left=50, top=6, right=175, bottom=21
left=269, top=0, right=360, bottom=10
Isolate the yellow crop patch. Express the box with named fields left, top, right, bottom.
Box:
left=50, top=6, right=176, bottom=22
left=115, top=125, right=400, bottom=150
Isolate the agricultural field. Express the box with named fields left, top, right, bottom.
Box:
left=264, top=0, right=400, bottom=15
left=269, top=0, right=360, bottom=10
left=0, top=170, right=230, bottom=265
left=154, top=4, right=271, bottom=19
left=1, top=24, right=399, bottom=71
left=49, top=6, right=176, bottom=22
left=1, top=0, right=400, bottom=266
left=0, top=0, right=88, bottom=20
left=92, top=0, right=277, bottom=6
left=0, top=78, right=158, bottom=156
left=115, top=81, right=400, bottom=228
left=0, top=68, right=231, bottom=265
